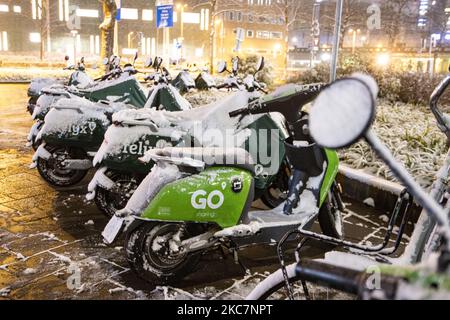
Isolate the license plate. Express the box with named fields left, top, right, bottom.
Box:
left=102, top=215, right=124, bottom=244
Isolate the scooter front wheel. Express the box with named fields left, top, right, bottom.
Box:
left=37, top=146, right=88, bottom=187
left=318, top=188, right=344, bottom=239
left=95, top=171, right=140, bottom=217
left=125, top=223, right=203, bottom=285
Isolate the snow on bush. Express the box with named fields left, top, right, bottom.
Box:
left=341, top=100, right=447, bottom=187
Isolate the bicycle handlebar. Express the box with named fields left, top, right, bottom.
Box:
left=430, top=74, right=450, bottom=137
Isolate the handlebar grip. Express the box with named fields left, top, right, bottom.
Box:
left=229, top=107, right=250, bottom=118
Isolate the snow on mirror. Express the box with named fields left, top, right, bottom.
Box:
left=256, top=56, right=265, bottom=74
left=144, top=57, right=153, bottom=68
left=309, top=77, right=377, bottom=149
left=217, top=61, right=227, bottom=73
left=232, top=57, right=239, bottom=74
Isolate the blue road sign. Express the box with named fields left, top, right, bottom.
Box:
left=116, top=0, right=122, bottom=21
left=156, top=5, right=174, bottom=28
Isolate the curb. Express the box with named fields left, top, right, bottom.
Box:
left=337, top=165, right=421, bottom=217
left=0, top=80, right=31, bottom=84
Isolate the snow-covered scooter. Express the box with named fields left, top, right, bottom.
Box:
left=195, top=68, right=217, bottom=90
left=171, top=69, right=196, bottom=94
left=27, top=56, right=93, bottom=115
left=102, top=84, right=344, bottom=284
left=87, top=57, right=289, bottom=216
left=27, top=54, right=148, bottom=150
left=31, top=57, right=191, bottom=187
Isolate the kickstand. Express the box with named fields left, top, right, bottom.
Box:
left=233, top=248, right=250, bottom=275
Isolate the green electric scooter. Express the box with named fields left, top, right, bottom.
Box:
left=102, top=84, right=344, bottom=284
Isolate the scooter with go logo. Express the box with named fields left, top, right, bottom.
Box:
left=102, top=84, right=345, bottom=284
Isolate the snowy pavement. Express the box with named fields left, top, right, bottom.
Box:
left=0, top=84, right=413, bottom=300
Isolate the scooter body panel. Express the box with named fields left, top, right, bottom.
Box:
left=80, top=77, right=147, bottom=108
left=41, top=117, right=111, bottom=152
left=141, top=167, right=254, bottom=229
left=245, top=114, right=288, bottom=191
left=102, top=134, right=180, bottom=173
left=320, top=149, right=340, bottom=206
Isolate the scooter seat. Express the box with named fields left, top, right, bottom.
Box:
left=147, top=147, right=255, bottom=173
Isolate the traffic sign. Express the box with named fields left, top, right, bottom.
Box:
left=157, top=5, right=174, bottom=28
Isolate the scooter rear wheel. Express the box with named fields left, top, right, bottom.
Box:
left=37, top=145, right=88, bottom=187
left=125, top=223, right=203, bottom=285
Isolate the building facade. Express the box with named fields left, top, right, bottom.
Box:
left=0, top=0, right=212, bottom=65
left=214, top=0, right=287, bottom=71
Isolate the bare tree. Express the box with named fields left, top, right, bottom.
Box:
left=99, top=0, right=117, bottom=68
left=272, top=0, right=309, bottom=73
left=380, top=0, right=416, bottom=47
left=37, top=0, right=51, bottom=61
left=425, top=1, right=448, bottom=48
left=320, top=0, right=367, bottom=49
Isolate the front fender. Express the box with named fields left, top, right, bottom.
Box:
left=86, top=167, right=115, bottom=201
left=30, top=143, right=51, bottom=169
left=27, top=121, right=43, bottom=146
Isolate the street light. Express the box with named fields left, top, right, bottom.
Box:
left=348, top=28, right=361, bottom=54
left=176, top=3, right=187, bottom=62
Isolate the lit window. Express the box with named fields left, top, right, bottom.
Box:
left=271, top=32, right=283, bottom=39
left=256, top=31, right=270, bottom=39
left=13, top=5, right=21, bottom=13
left=142, top=9, right=153, bottom=21
left=30, top=33, right=41, bottom=43
left=0, top=31, right=7, bottom=51
left=183, top=12, right=200, bottom=24
left=120, top=8, right=138, bottom=20
left=0, top=4, right=8, bottom=12
left=76, top=9, right=99, bottom=18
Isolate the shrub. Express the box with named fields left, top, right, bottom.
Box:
left=290, top=53, right=450, bottom=106
left=238, top=55, right=274, bottom=86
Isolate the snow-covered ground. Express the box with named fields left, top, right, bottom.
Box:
left=0, top=67, right=76, bottom=82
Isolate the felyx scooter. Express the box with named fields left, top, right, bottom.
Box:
left=102, top=83, right=344, bottom=284
left=27, top=56, right=94, bottom=115
left=27, top=54, right=148, bottom=150
left=31, top=57, right=191, bottom=187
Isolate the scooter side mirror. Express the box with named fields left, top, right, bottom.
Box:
left=64, top=55, right=70, bottom=62
left=309, top=74, right=378, bottom=149
left=80, top=57, right=85, bottom=64
left=145, top=57, right=153, bottom=68
left=232, top=57, right=239, bottom=75
left=217, top=61, right=227, bottom=74
left=113, top=56, right=121, bottom=67
left=133, top=51, right=139, bottom=65
left=102, top=57, right=109, bottom=66
left=255, top=56, right=265, bottom=75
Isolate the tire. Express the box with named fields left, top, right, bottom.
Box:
left=37, top=145, right=88, bottom=187
left=95, top=171, right=140, bottom=217
left=246, top=264, right=304, bottom=300
left=318, top=189, right=344, bottom=239
left=28, top=97, right=37, bottom=115
left=125, top=223, right=203, bottom=285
